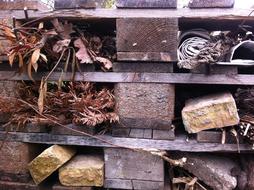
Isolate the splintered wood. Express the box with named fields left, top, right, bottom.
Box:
left=182, top=92, right=239, bottom=133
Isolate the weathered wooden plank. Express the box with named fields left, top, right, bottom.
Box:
left=153, top=129, right=175, bottom=140
left=116, top=0, right=177, bottom=8
left=51, top=124, right=97, bottom=136
left=104, top=148, right=164, bottom=181
left=2, top=71, right=254, bottom=85
left=197, top=130, right=244, bottom=144
left=189, top=0, right=235, bottom=8
left=104, top=179, right=132, bottom=189
left=0, top=0, right=47, bottom=10
left=112, top=127, right=130, bottom=137
left=192, top=65, right=238, bottom=75
left=2, top=8, right=254, bottom=21
left=54, top=0, right=96, bottom=9
left=117, top=52, right=176, bottom=62
left=132, top=180, right=164, bottom=190
left=117, top=18, right=178, bottom=62
left=0, top=132, right=252, bottom=152
left=113, top=62, right=174, bottom=73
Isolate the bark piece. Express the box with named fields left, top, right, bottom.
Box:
left=182, top=92, right=239, bottom=133
left=176, top=153, right=237, bottom=190
left=28, top=145, right=76, bottom=185
left=59, top=155, right=104, bottom=187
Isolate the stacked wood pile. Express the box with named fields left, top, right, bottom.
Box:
left=1, top=0, right=254, bottom=190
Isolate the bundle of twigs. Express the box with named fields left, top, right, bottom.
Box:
left=0, top=82, right=118, bottom=128
left=235, top=88, right=254, bottom=146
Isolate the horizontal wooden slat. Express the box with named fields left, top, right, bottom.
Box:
left=2, top=71, right=254, bottom=85
left=0, top=132, right=251, bottom=152
left=3, top=8, right=253, bottom=21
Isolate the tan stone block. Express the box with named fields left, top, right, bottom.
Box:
left=182, top=92, right=239, bottom=133
left=28, top=145, right=76, bottom=185
left=59, top=155, right=104, bottom=187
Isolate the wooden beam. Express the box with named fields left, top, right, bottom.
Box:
left=0, top=132, right=251, bottom=152
left=116, top=0, right=177, bottom=8
left=2, top=71, right=254, bottom=85
left=2, top=8, right=253, bottom=21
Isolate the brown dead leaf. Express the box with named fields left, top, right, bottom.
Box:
left=18, top=52, right=23, bottom=68
left=53, top=39, right=71, bottom=53
left=30, top=49, right=40, bottom=72
left=95, top=57, right=112, bottom=70
left=38, top=79, right=47, bottom=114
left=27, top=61, right=34, bottom=81
left=3, top=26, right=15, bottom=40
left=51, top=19, right=74, bottom=39
left=74, top=38, right=92, bottom=64
left=8, top=51, right=16, bottom=66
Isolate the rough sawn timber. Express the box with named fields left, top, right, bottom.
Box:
left=0, top=131, right=253, bottom=152
left=3, top=71, right=254, bottom=85
left=116, top=0, right=177, bottom=8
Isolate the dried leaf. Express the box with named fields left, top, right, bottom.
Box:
left=74, top=38, right=92, bottom=64
left=95, top=57, right=112, bottom=70
left=40, top=53, right=48, bottom=63
left=38, top=79, right=47, bottom=114
left=3, top=26, right=15, bottom=39
left=51, top=19, right=74, bottom=39
left=18, top=52, right=23, bottom=68
left=8, top=51, right=16, bottom=66
left=38, top=22, right=44, bottom=29
left=27, top=60, right=34, bottom=82
left=44, top=29, right=58, bottom=36
left=53, top=39, right=71, bottom=53
left=30, top=49, right=40, bottom=72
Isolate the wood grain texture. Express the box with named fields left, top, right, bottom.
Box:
left=113, top=62, right=174, bottom=73
left=3, top=71, right=254, bottom=85
left=2, top=8, right=254, bottom=20
left=189, top=0, right=235, bottom=8
left=153, top=129, right=175, bottom=140
left=191, top=65, right=238, bottom=75
left=117, top=52, right=176, bottom=62
left=0, top=0, right=47, bottom=10
left=197, top=130, right=244, bottom=144
left=104, top=178, right=132, bottom=189
left=104, top=148, right=164, bottom=181
left=117, top=18, right=178, bottom=61
left=54, top=0, right=96, bottom=9
left=1, top=132, right=252, bottom=152
left=116, top=0, right=177, bottom=8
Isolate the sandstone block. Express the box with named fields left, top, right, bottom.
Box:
left=28, top=145, right=76, bottom=185
left=59, top=155, right=104, bottom=187
left=115, top=83, right=175, bottom=129
left=182, top=92, right=239, bottom=133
